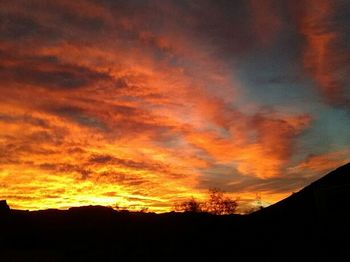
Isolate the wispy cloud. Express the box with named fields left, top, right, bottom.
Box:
left=298, top=0, right=350, bottom=107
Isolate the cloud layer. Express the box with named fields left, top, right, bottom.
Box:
left=0, top=0, right=349, bottom=212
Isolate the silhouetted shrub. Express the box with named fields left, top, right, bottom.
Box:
left=114, top=202, right=150, bottom=213
left=173, top=197, right=202, bottom=213
left=173, top=189, right=238, bottom=215
left=204, top=189, right=238, bottom=215
left=139, top=207, right=149, bottom=213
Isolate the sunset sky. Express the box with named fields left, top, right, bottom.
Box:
left=0, top=0, right=349, bottom=212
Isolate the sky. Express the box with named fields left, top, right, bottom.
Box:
left=0, top=0, right=349, bottom=212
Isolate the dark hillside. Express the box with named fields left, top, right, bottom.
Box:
left=249, top=163, right=350, bottom=261
left=0, top=163, right=349, bottom=261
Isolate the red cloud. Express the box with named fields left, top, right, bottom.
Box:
left=298, top=0, right=350, bottom=106
left=291, top=148, right=350, bottom=174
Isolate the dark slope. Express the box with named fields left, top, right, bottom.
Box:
left=0, top=163, right=349, bottom=262
left=249, top=162, right=350, bottom=261
left=253, top=162, right=350, bottom=221
left=0, top=207, right=248, bottom=262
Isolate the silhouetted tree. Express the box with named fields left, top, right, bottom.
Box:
left=244, top=193, right=265, bottom=214
left=139, top=207, right=149, bottom=213
left=173, top=197, right=202, bottom=213
left=174, top=189, right=238, bottom=214
left=204, top=189, right=238, bottom=215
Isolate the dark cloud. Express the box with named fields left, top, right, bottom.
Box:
left=66, top=146, right=86, bottom=154
left=89, top=154, right=115, bottom=164
left=51, top=106, right=109, bottom=131
left=0, top=53, right=112, bottom=90
left=0, top=137, right=57, bottom=163
left=0, top=0, right=110, bottom=45
left=86, top=0, right=278, bottom=58
left=27, top=130, right=66, bottom=145
left=199, top=163, right=315, bottom=195
left=0, top=113, right=49, bottom=128
left=0, top=12, right=60, bottom=41
left=97, top=171, right=148, bottom=186
left=184, top=0, right=255, bottom=55
left=39, top=162, right=91, bottom=179
left=89, top=154, right=166, bottom=174
left=52, top=8, right=106, bottom=33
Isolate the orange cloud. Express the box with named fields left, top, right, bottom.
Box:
left=0, top=0, right=317, bottom=212
left=291, top=148, right=350, bottom=174
left=185, top=112, right=311, bottom=178
left=299, top=0, right=350, bottom=105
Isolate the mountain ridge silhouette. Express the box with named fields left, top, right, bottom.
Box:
left=0, top=163, right=349, bottom=261
left=252, top=162, right=350, bottom=218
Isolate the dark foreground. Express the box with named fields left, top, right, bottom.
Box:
left=1, top=163, right=350, bottom=262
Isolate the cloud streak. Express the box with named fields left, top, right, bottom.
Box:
left=298, top=0, right=350, bottom=106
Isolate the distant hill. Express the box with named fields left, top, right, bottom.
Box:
left=0, top=163, right=349, bottom=262
left=253, top=162, right=350, bottom=222
left=249, top=162, right=350, bottom=261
